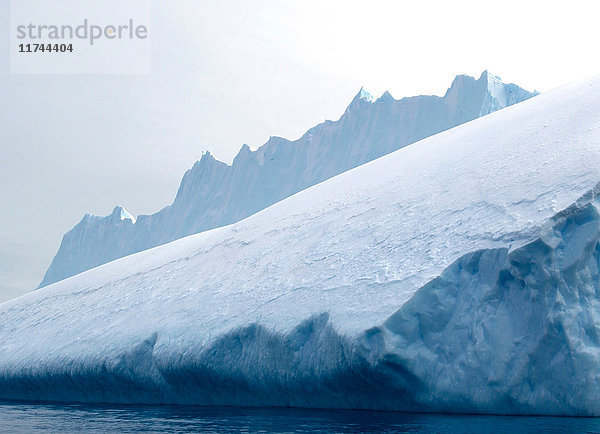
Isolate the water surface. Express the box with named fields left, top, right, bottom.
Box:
left=0, top=402, right=598, bottom=433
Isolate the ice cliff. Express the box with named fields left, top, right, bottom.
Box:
left=2, top=75, right=600, bottom=414
left=38, top=71, right=537, bottom=287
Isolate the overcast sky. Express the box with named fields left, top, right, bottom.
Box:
left=2, top=0, right=600, bottom=302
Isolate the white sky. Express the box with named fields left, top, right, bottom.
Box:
left=2, top=0, right=600, bottom=302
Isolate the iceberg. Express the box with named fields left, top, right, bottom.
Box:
left=2, top=76, right=600, bottom=415
left=38, top=72, right=537, bottom=288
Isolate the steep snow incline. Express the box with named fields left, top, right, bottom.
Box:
left=39, top=71, right=537, bottom=288
left=1, top=76, right=599, bottom=414
left=362, top=187, right=600, bottom=414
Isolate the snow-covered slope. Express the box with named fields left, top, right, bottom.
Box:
left=39, top=71, right=537, bottom=288
left=1, top=76, right=599, bottom=414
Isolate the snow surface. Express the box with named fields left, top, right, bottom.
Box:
left=38, top=72, right=536, bottom=288
left=2, top=76, right=600, bottom=414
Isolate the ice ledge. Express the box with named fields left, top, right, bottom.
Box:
left=7, top=184, right=600, bottom=414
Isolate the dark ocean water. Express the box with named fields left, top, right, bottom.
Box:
left=0, top=402, right=598, bottom=433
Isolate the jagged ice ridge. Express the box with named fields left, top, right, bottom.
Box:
left=39, top=71, right=537, bottom=287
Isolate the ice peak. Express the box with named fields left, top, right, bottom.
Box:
left=345, top=87, right=375, bottom=114
left=378, top=91, right=394, bottom=102
left=355, top=87, right=375, bottom=102
left=190, top=151, right=218, bottom=169
left=232, top=144, right=253, bottom=164
left=200, top=150, right=214, bottom=161
left=445, top=71, right=506, bottom=99
left=479, top=70, right=502, bottom=82
left=111, top=206, right=136, bottom=223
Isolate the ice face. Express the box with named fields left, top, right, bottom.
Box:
left=38, top=72, right=537, bottom=288
left=0, top=76, right=599, bottom=414
left=374, top=187, right=600, bottom=415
